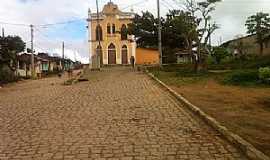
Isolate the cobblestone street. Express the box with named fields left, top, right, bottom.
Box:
left=0, top=67, right=248, bottom=160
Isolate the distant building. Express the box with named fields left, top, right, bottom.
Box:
left=87, top=2, right=136, bottom=67
left=222, top=34, right=270, bottom=56
left=17, top=53, right=45, bottom=78
left=175, top=50, right=193, bottom=64
left=16, top=53, right=74, bottom=78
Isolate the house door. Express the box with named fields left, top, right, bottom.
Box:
left=108, top=43, right=116, bottom=64
left=121, top=45, right=128, bottom=64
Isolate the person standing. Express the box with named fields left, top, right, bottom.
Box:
left=130, top=56, right=135, bottom=69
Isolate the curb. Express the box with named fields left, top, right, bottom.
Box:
left=147, top=71, right=270, bottom=160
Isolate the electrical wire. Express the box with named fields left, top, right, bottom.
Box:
left=0, top=21, right=29, bottom=27
left=36, top=18, right=86, bottom=27
left=120, top=0, right=149, bottom=11
left=0, top=18, right=86, bottom=28
left=160, top=0, right=173, bottom=11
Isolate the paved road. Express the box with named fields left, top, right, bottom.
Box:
left=0, top=67, right=247, bottom=160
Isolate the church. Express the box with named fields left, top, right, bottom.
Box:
left=87, top=1, right=137, bottom=67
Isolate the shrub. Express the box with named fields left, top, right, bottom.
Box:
left=211, top=46, right=230, bottom=64
left=259, top=67, right=270, bottom=80
left=223, top=70, right=259, bottom=85
left=0, top=65, right=18, bottom=84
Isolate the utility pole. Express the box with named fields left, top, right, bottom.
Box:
left=30, top=24, right=35, bottom=78
left=208, top=23, right=212, bottom=51
left=62, top=41, right=65, bottom=71
left=96, top=0, right=101, bottom=69
left=2, top=28, right=4, bottom=37
left=157, top=0, right=163, bottom=66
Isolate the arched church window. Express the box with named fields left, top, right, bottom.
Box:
left=96, top=25, right=103, bottom=41
left=121, top=24, right=128, bottom=40
left=112, top=24, right=116, bottom=34
left=107, top=23, right=111, bottom=34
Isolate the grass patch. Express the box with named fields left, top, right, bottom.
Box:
left=149, top=64, right=270, bottom=87
left=151, top=68, right=211, bottom=86
left=208, top=55, right=270, bottom=70
left=147, top=61, right=270, bottom=156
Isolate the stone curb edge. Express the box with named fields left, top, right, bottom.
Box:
left=146, top=71, right=270, bottom=160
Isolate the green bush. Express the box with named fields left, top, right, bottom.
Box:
left=211, top=46, right=230, bottom=64
left=223, top=70, right=259, bottom=85
left=259, top=67, right=270, bottom=82
left=208, top=55, right=270, bottom=70
left=0, top=65, right=18, bottom=84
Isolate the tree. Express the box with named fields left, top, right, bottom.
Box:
left=211, top=46, right=229, bottom=64
left=245, top=12, right=270, bottom=55
left=0, top=36, right=25, bottom=71
left=128, top=11, right=159, bottom=48
left=129, top=10, right=197, bottom=63
left=164, top=10, right=197, bottom=49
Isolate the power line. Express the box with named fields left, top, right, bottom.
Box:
left=0, top=18, right=86, bottom=28
left=160, top=0, right=173, bottom=10
left=34, top=26, right=78, bottom=49
left=36, top=18, right=86, bottom=27
left=0, top=21, right=29, bottom=27
left=34, top=43, right=51, bottom=53
left=120, top=0, right=149, bottom=10
left=34, top=27, right=60, bottom=43
left=171, top=0, right=187, bottom=10
left=162, top=0, right=176, bottom=10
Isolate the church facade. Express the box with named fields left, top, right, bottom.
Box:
left=87, top=2, right=136, bottom=67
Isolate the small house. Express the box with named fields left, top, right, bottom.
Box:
left=175, top=50, right=193, bottom=64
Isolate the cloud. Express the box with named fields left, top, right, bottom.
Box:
left=0, top=0, right=89, bottom=63
left=212, top=0, right=270, bottom=44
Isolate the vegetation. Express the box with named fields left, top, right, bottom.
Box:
left=222, top=70, right=259, bottom=85
left=184, top=0, right=220, bottom=70
left=245, top=12, right=270, bottom=55
left=259, top=67, right=270, bottom=83
left=0, top=65, right=18, bottom=84
left=129, top=0, right=221, bottom=67
left=211, top=46, right=230, bottom=64
left=0, top=36, right=25, bottom=71
left=150, top=59, right=270, bottom=87
left=0, top=35, right=25, bottom=83
left=208, top=55, right=270, bottom=70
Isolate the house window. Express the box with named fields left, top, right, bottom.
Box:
left=121, top=24, right=128, bottom=40
left=107, top=24, right=111, bottom=34
left=96, top=25, right=103, bottom=41
left=112, top=24, right=116, bottom=34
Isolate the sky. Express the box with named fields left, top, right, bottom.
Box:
left=0, top=0, right=269, bottom=64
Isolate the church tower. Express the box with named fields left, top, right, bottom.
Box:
left=87, top=1, right=136, bottom=67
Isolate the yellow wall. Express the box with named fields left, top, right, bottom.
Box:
left=136, top=48, right=160, bottom=65
left=88, top=2, right=136, bottom=65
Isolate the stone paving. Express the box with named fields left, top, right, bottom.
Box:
left=0, top=67, right=248, bottom=160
